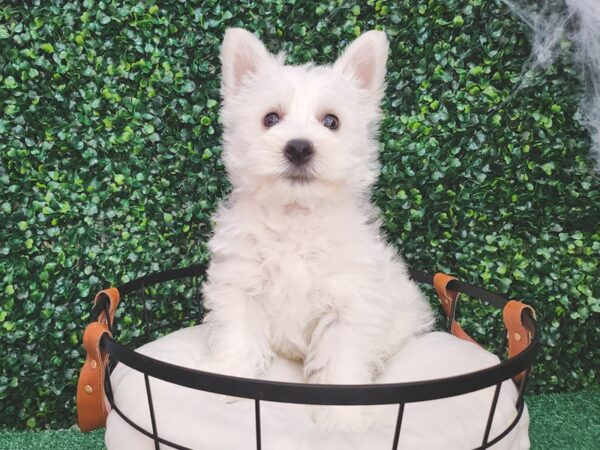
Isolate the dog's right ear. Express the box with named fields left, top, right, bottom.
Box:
left=221, top=28, right=275, bottom=99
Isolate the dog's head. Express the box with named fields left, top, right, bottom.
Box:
left=220, top=28, right=389, bottom=206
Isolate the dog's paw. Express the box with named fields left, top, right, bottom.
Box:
left=311, top=405, right=374, bottom=432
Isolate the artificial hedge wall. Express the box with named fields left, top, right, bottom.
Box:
left=0, top=0, right=598, bottom=430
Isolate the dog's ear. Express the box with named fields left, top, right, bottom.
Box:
left=333, top=30, right=389, bottom=99
left=221, top=28, right=275, bottom=99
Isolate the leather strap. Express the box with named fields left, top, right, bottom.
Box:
left=94, top=287, right=120, bottom=326
left=77, top=322, right=112, bottom=431
left=433, top=273, right=478, bottom=345
left=503, top=300, right=536, bottom=382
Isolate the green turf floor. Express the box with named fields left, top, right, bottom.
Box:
left=527, top=390, right=600, bottom=449
left=1, top=390, right=598, bottom=449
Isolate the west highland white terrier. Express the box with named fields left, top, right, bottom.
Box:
left=201, top=28, right=435, bottom=430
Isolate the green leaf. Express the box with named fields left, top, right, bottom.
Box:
left=40, top=43, right=54, bottom=53
left=3, top=76, right=17, bottom=89
left=542, top=162, right=555, bottom=175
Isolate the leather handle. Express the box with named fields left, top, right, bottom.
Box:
left=433, top=273, right=478, bottom=345
left=76, top=287, right=120, bottom=432
left=94, top=287, right=120, bottom=326
left=503, top=300, right=536, bottom=382
left=77, top=321, right=112, bottom=431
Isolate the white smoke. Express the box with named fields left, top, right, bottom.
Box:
left=501, top=0, right=600, bottom=169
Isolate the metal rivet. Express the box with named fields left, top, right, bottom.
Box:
left=514, top=332, right=522, bottom=342
left=90, top=360, right=97, bottom=369
left=85, top=385, right=93, bottom=394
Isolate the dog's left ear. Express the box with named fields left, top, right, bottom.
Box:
left=333, top=30, right=389, bottom=100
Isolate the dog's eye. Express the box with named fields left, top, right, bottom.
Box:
left=264, top=112, right=280, bottom=127
left=322, top=114, right=339, bottom=130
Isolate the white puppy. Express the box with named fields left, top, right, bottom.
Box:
left=202, top=28, right=435, bottom=430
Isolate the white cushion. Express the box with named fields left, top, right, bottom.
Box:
left=105, top=327, right=529, bottom=449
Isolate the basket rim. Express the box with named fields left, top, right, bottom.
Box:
left=97, top=265, right=540, bottom=406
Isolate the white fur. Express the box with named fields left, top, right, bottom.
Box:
left=202, top=29, right=435, bottom=430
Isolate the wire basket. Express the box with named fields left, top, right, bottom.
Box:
left=76, top=265, right=539, bottom=450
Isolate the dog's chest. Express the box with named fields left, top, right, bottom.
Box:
left=257, top=219, right=330, bottom=304
left=253, top=214, right=340, bottom=358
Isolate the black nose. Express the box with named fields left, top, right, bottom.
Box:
left=284, top=139, right=314, bottom=166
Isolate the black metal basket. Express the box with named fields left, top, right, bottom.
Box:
left=79, top=265, right=539, bottom=450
